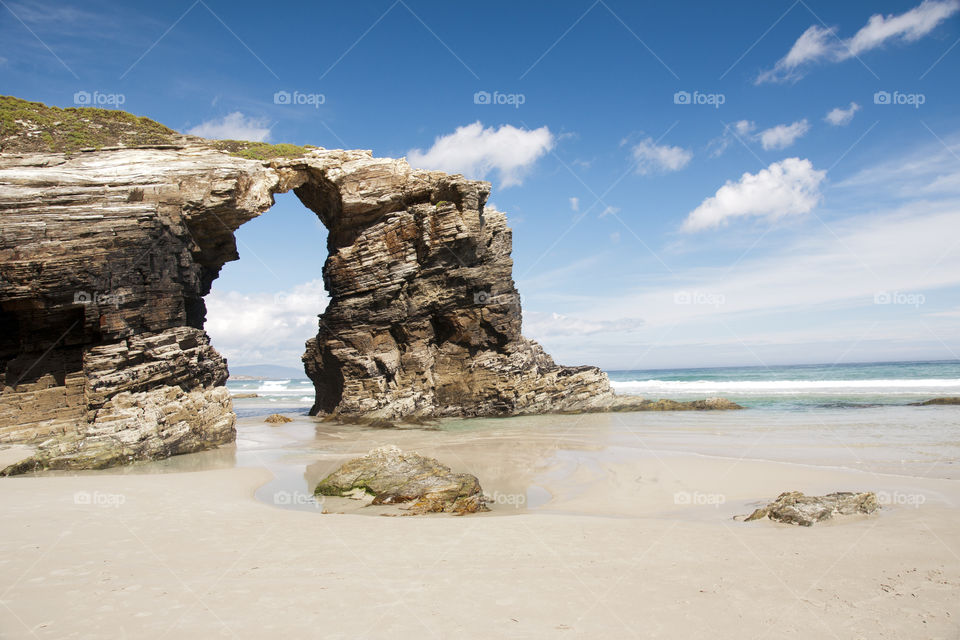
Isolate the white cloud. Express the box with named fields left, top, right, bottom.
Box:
left=847, top=0, right=960, bottom=54
left=187, top=112, right=271, bottom=141
left=632, top=137, right=693, bottom=174
left=825, top=102, right=861, bottom=126
left=711, top=120, right=808, bottom=155
left=569, top=197, right=579, bottom=211
left=407, top=122, right=554, bottom=187
left=708, top=120, right=755, bottom=157
left=205, top=279, right=328, bottom=366
left=683, top=158, right=826, bottom=232
left=758, top=119, right=810, bottom=150
left=782, top=25, right=837, bottom=68
left=757, top=0, right=960, bottom=82
left=524, top=311, right=644, bottom=337
left=733, top=120, right=756, bottom=136
left=603, top=203, right=960, bottom=325
left=835, top=132, right=960, bottom=196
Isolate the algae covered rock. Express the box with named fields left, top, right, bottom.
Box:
left=687, top=397, right=744, bottom=410
left=605, top=396, right=745, bottom=412
left=315, top=446, right=488, bottom=515
left=909, top=397, right=960, bottom=406
left=745, top=491, right=879, bottom=526
left=264, top=414, right=294, bottom=424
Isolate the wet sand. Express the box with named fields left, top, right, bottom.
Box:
left=1, top=412, right=959, bottom=638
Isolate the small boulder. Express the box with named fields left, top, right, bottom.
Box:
left=745, top=491, right=879, bottom=526
left=264, top=414, right=293, bottom=424
left=314, top=445, right=488, bottom=515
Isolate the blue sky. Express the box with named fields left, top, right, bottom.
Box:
left=3, top=0, right=960, bottom=370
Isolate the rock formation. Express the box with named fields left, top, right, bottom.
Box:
left=0, top=97, right=744, bottom=473
left=314, top=445, right=488, bottom=515
left=0, top=97, right=621, bottom=473
left=744, top=491, right=879, bottom=526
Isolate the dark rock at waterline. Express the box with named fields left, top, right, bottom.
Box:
left=745, top=491, right=879, bottom=526
left=603, top=397, right=745, bottom=412
left=315, top=446, right=488, bottom=515
left=909, top=397, right=960, bottom=406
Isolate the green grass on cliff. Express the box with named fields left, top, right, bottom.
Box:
left=0, top=96, right=313, bottom=160
left=209, top=140, right=310, bottom=161
left=0, top=95, right=178, bottom=153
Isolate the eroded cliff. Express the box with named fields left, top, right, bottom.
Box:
left=0, top=97, right=614, bottom=472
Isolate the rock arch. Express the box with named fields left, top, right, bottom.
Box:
left=0, top=140, right=613, bottom=472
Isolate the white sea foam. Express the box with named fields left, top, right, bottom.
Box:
left=231, top=380, right=315, bottom=402
left=256, top=380, right=292, bottom=392
left=610, top=378, right=960, bottom=395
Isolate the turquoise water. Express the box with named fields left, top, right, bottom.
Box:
left=607, top=360, right=960, bottom=409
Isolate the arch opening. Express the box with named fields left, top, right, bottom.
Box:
left=203, top=188, right=333, bottom=415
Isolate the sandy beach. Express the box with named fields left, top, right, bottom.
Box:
left=2, top=412, right=959, bottom=639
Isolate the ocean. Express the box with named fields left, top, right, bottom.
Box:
left=607, top=360, right=960, bottom=409
left=226, top=378, right=316, bottom=417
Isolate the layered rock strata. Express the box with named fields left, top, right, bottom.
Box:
left=0, top=106, right=617, bottom=471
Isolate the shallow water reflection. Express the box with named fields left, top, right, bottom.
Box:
left=34, top=406, right=960, bottom=516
